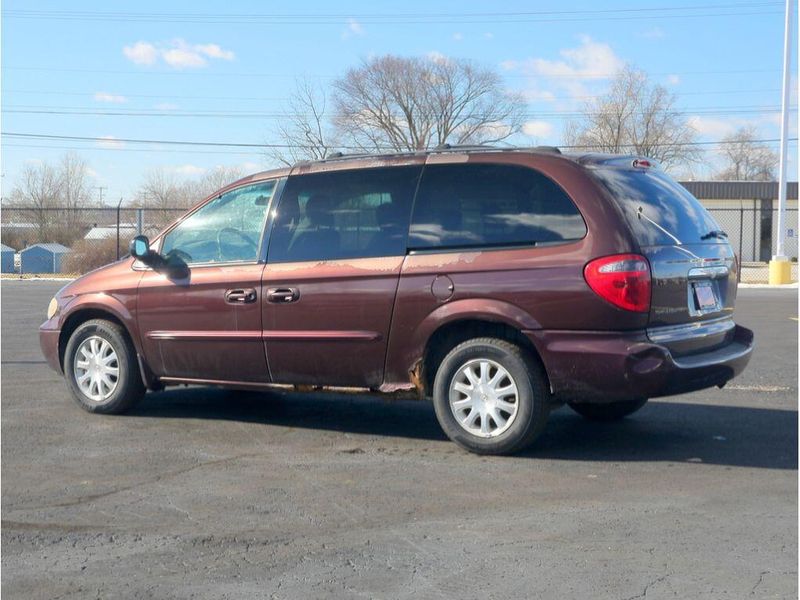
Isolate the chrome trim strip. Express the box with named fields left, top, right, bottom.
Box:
left=647, top=317, right=735, bottom=345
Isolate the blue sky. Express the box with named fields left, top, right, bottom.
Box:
left=2, top=1, right=797, bottom=204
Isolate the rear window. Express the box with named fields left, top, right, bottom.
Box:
left=592, top=167, right=723, bottom=246
left=409, top=163, right=586, bottom=250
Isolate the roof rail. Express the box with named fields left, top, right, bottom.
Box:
left=433, top=143, right=496, bottom=152
left=531, top=146, right=562, bottom=154
left=290, top=144, right=566, bottom=168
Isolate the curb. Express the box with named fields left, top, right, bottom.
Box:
left=738, top=283, right=798, bottom=289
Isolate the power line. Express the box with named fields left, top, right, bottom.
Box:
left=1, top=87, right=784, bottom=102
left=2, top=107, right=790, bottom=120
left=3, top=140, right=796, bottom=158
left=2, top=66, right=781, bottom=79
left=3, top=132, right=797, bottom=152
left=1, top=3, right=782, bottom=24
left=1, top=142, right=262, bottom=156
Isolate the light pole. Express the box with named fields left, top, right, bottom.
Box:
left=769, top=0, right=796, bottom=284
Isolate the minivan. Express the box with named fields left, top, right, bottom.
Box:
left=40, top=147, right=754, bottom=455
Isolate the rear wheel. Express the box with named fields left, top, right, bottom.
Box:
left=568, top=398, right=648, bottom=421
left=64, top=319, right=145, bottom=414
left=432, top=338, right=550, bottom=455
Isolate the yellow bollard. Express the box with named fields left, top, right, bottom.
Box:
left=768, top=257, right=793, bottom=284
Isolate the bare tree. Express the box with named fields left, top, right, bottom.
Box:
left=59, top=153, right=95, bottom=209
left=4, top=154, right=99, bottom=246
left=5, top=162, right=63, bottom=245
left=714, top=126, right=777, bottom=181
left=58, top=153, right=97, bottom=232
left=132, top=168, right=190, bottom=210
left=186, top=165, right=246, bottom=199
left=331, top=55, right=527, bottom=152
left=268, top=79, right=338, bottom=166
left=564, top=66, right=698, bottom=167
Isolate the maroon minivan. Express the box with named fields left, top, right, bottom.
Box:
left=40, top=148, right=753, bottom=454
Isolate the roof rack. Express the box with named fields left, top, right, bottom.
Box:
left=291, top=144, right=565, bottom=168
left=531, top=145, right=562, bottom=154
left=432, top=143, right=497, bottom=151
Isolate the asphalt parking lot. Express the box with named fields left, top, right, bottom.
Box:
left=1, top=280, right=797, bottom=599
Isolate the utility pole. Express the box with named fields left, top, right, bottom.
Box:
left=769, top=0, right=795, bottom=284
left=96, top=186, right=107, bottom=205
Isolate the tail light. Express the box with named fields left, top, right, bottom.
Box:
left=584, top=254, right=651, bottom=312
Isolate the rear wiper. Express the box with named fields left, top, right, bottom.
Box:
left=636, top=206, right=682, bottom=245
left=701, top=229, right=728, bottom=240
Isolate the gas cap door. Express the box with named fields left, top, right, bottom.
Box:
left=431, top=274, right=455, bottom=301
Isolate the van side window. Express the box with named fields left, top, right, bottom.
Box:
left=267, top=166, right=421, bottom=263
left=409, top=164, right=586, bottom=250
left=161, top=181, right=275, bottom=265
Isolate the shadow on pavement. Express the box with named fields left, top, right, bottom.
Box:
left=129, top=387, right=798, bottom=470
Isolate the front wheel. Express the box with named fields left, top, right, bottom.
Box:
left=63, top=319, right=145, bottom=414
left=432, top=338, right=550, bottom=455
left=568, top=398, right=648, bottom=421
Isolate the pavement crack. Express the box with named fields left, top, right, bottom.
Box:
left=622, top=574, right=670, bottom=600
left=16, top=453, right=260, bottom=511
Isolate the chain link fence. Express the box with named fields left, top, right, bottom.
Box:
left=707, top=208, right=798, bottom=283
left=1, top=205, right=797, bottom=282
left=1, top=207, right=186, bottom=276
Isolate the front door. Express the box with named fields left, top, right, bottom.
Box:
left=262, top=165, right=421, bottom=387
left=136, top=180, right=278, bottom=383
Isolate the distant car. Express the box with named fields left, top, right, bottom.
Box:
left=40, top=147, right=753, bottom=455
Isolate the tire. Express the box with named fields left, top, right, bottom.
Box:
left=63, top=319, right=145, bottom=414
left=432, top=338, right=550, bottom=455
left=568, top=398, right=648, bottom=421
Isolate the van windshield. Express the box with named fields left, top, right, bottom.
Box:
left=591, top=167, right=724, bottom=246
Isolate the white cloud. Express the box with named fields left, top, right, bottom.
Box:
left=452, top=32, right=463, bottom=41
left=123, top=41, right=158, bottom=65
left=500, top=60, right=518, bottom=71
left=96, top=136, right=125, bottom=149
left=173, top=164, right=206, bottom=176
left=194, top=43, right=235, bottom=60
left=162, top=47, right=207, bottom=68
left=638, top=27, right=665, bottom=40
left=427, top=51, right=449, bottom=64
left=484, top=32, right=494, bottom=40
left=527, top=35, right=623, bottom=80
left=666, top=74, right=681, bottom=86
left=94, top=92, right=127, bottom=103
left=341, top=18, right=365, bottom=39
left=514, top=36, right=625, bottom=107
left=154, top=102, right=179, bottom=110
left=522, top=89, right=557, bottom=103
left=123, top=39, right=235, bottom=69
left=688, top=116, right=737, bottom=138
left=240, top=161, right=262, bottom=172
left=687, top=115, right=780, bottom=139
left=522, top=120, right=555, bottom=138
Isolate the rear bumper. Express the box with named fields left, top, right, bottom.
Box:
left=525, top=324, right=754, bottom=403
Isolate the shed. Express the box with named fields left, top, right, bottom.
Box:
left=0, top=243, right=15, bottom=273
left=84, top=225, right=137, bottom=241
left=20, top=243, right=70, bottom=274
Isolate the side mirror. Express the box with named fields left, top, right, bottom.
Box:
left=130, top=235, right=154, bottom=264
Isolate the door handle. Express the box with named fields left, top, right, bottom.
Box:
left=267, top=287, right=300, bottom=304
left=225, top=288, right=257, bottom=304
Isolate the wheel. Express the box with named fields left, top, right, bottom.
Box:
left=432, top=338, right=550, bottom=455
left=63, top=319, right=145, bottom=414
left=567, top=398, right=648, bottom=421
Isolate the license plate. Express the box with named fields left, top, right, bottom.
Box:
left=693, top=282, right=717, bottom=310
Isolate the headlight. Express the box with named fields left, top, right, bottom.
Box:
left=46, top=297, right=59, bottom=320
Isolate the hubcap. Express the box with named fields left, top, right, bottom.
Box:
left=73, top=336, right=119, bottom=402
left=448, top=358, right=519, bottom=438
